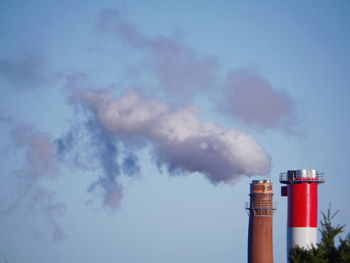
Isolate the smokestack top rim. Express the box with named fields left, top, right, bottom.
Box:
left=280, top=169, right=325, bottom=184
left=252, top=179, right=271, bottom=184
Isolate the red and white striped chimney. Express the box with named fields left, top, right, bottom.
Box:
left=280, top=169, right=325, bottom=257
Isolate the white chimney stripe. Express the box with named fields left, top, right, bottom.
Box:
left=287, top=227, right=317, bottom=249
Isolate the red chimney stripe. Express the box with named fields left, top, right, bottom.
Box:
left=287, top=183, right=318, bottom=227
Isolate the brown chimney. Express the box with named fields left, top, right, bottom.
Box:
left=246, top=180, right=275, bottom=263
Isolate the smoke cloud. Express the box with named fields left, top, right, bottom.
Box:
left=68, top=87, right=271, bottom=189
left=222, top=69, right=297, bottom=131
left=0, top=120, right=65, bottom=241
left=0, top=6, right=300, bottom=243
left=97, top=8, right=219, bottom=100
left=55, top=69, right=271, bottom=208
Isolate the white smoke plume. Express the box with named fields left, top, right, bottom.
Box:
left=69, top=87, right=271, bottom=189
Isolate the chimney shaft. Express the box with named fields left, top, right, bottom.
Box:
left=246, top=180, right=275, bottom=263
left=280, top=169, right=325, bottom=261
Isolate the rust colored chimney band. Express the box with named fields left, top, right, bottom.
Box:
left=246, top=180, right=275, bottom=263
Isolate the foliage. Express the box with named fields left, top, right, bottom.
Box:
left=289, top=207, right=350, bottom=263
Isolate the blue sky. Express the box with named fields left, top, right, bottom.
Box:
left=1, top=1, right=350, bottom=262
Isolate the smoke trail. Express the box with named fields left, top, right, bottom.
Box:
left=221, top=69, right=297, bottom=132
left=69, top=87, right=271, bottom=187
left=0, top=120, right=66, bottom=241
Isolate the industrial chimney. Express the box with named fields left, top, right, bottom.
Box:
left=280, top=169, right=325, bottom=259
left=246, top=180, right=275, bottom=263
